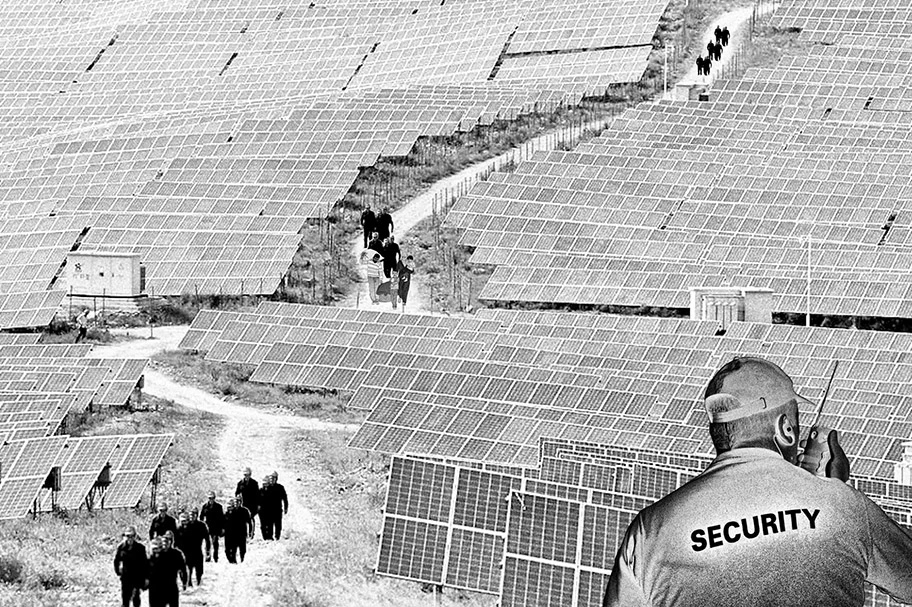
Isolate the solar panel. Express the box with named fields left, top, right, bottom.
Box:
left=101, top=434, right=173, bottom=508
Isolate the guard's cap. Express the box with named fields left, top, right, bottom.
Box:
left=704, top=356, right=813, bottom=423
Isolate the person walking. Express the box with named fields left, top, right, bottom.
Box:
left=235, top=467, right=259, bottom=539
left=706, top=40, right=714, bottom=61
left=74, top=309, right=89, bottom=343
left=367, top=231, right=383, bottom=255
left=712, top=40, right=723, bottom=61
left=199, top=491, right=225, bottom=563
left=714, top=25, right=722, bottom=44
left=224, top=497, right=253, bottom=564
left=114, top=526, right=148, bottom=607
left=362, top=250, right=383, bottom=304
left=148, top=533, right=187, bottom=607
left=376, top=207, right=394, bottom=240
left=174, top=510, right=210, bottom=587
left=696, top=56, right=705, bottom=77
left=149, top=502, right=178, bottom=540
left=397, top=256, right=415, bottom=313
left=722, top=26, right=730, bottom=46
left=258, top=474, right=275, bottom=540
left=382, top=235, right=400, bottom=280
left=359, top=204, right=376, bottom=248
left=260, top=472, right=289, bottom=540
left=604, top=357, right=912, bottom=607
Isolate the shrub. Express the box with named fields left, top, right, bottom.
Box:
left=0, top=555, right=24, bottom=585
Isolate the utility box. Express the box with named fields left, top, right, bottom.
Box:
left=66, top=252, right=142, bottom=296
left=689, top=287, right=774, bottom=330
left=895, top=442, right=912, bottom=486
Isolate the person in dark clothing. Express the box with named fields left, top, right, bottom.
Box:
left=704, top=54, right=713, bottom=74
left=368, top=231, right=384, bottom=255
left=713, top=40, right=723, bottom=61
left=397, top=256, right=415, bottom=312
left=376, top=207, right=394, bottom=240
left=148, top=534, right=186, bottom=607
left=235, top=467, right=259, bottom=539
left=199, top=491, right=225, bottom=563
left=114, top=526, right=148, bottom=607
left=382, top=235, right=400, bottom=280
left=224, top=498, right=253, bottom=564
left=722, top=26, right=730, bottom=46
left=260, top=472, right=289, bottom=540
left=360, top=204, right=376, bottom=248
left=696, top=56, right=705, bottom=76
left=714, top=25, right=722, bottom=44
left=706, top=40, right=714, bottom=60
left=174, top=510, right=210, bottom=586
left=149, top=502, right=178, bottom=540
left=258, top=474, right=275, bottom=540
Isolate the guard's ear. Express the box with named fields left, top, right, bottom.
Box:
left=773, top=413, right=797, bottom=448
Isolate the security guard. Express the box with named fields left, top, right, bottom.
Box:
left=604, top=356, right=912, bottom=607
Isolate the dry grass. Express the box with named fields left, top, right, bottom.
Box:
left=270, top=430, right=496, bottom=607
left=0, top=397, right=225, bottom=607
left=151, top=349, right=361, bottom=423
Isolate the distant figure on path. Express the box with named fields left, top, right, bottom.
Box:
left=397, top=256, right=415, bottom=312
left=235, top=467, right=259, bottom=538
left=376, top=207, right=394, bottom=240
left=75, top=309, right=89, bottom=343
left=722, top=26, right=730, bottom=46
left=148, top=533, right=187, bottom=607
left=174, top=510, right=210, bottom=587
left=260, top=472, right=289, bottom=540
left=696, top=56, right=705, bottom=76
left=712, top=40, right=723, bottom=61
left=224, top=497, right=253, bottom=564
left=114, top=526, right=148, bottom=607
left=359, top=204, right=376, bottom=248
left=199, top=491, right=225, bottom=563
left=714, top=25, right=722, bottom=44
left=706, top=40, right=714, bottom=60
left=149, top=502, right=178, bottom=540
left=367, top=230, right=384, bottom=255
left=382, top=235, right=401, bottom=280
left=364, top=252, right=383, bottom=304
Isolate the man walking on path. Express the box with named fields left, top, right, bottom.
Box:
left=224, top=497, right=253, bottom=564
left=397, top=256, right=415, bottom=313
left=382, top=235, right=400, bottom=280
left=199, top=491, right=225, bottom=563
left=148, top=533, right=187, bottom=607
left=114, top=526, right=148, bottom=607
left=75, top=309, right=89, bottom=343
left=363, top=251, right=383, bottom=304
left=260, top=472, right=289, bottom=540
left=714, top=25, right=722, bottom=44
left=174, top=510, right=210, bottom=587
left=722, top=26, right=730, bottom=45
left=376, top=207, right=394, bottom=240
left=235, top=467, right=259, bottom=539
left=712, top=40, right=723, bottom=61
left=359, top=204, right=376, bottom=248
left=149, top=502, right=177, bottom=540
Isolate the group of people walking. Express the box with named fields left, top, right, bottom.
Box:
left=695, top=24, right=730, bottom=77
left=113, top=467, right=288, bottom=607
left=360, top=203, right=415, bottom=310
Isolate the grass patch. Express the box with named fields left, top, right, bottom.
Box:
left=151, top=349, right=360, bottom=423
left=270, top=430, right=492, bottom=607
left=0, top=396, right=225, bottom=607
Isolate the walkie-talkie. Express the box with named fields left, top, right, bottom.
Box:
left=797, top=361, right=839, bottom=477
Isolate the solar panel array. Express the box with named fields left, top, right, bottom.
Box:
left=0, top=0, right=671, bottom=324
left=444, top=1, right=912, bottom=321
left=0, top=432, right=174, bottom=518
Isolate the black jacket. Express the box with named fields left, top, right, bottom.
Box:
left=376, top=212, right=394, bottom=239
left=175, top=521, right=210, bottom=560
left=148, top=547, right=187, bottom=589
left=200, top=501, right=225, bottom=536
left=260, top=483, right=289, bottom=516
left=360, top=209, right=376, bottom=231
left=149, top=513, right=177, bottom=540
left=236, top=477, right=260, bottom=514
left=225, top=505, right=252, bottom=539
left=114, top=541, right=149, bottom=585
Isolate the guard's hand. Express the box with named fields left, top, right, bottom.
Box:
left=825, top=429, right=850, bottom=482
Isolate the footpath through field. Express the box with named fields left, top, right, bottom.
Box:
left=344, top=3, right=763, bottom=313
left=89, top=328, right=358, bottom=607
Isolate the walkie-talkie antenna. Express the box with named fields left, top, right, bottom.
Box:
left=810, top=360, right=839, bottom=429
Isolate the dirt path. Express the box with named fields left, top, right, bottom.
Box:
left=342, top=116, right=609, bottom=314
left=677, top=4, right=770, bottom=89
left=89, top=326, right=358, bottom=607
